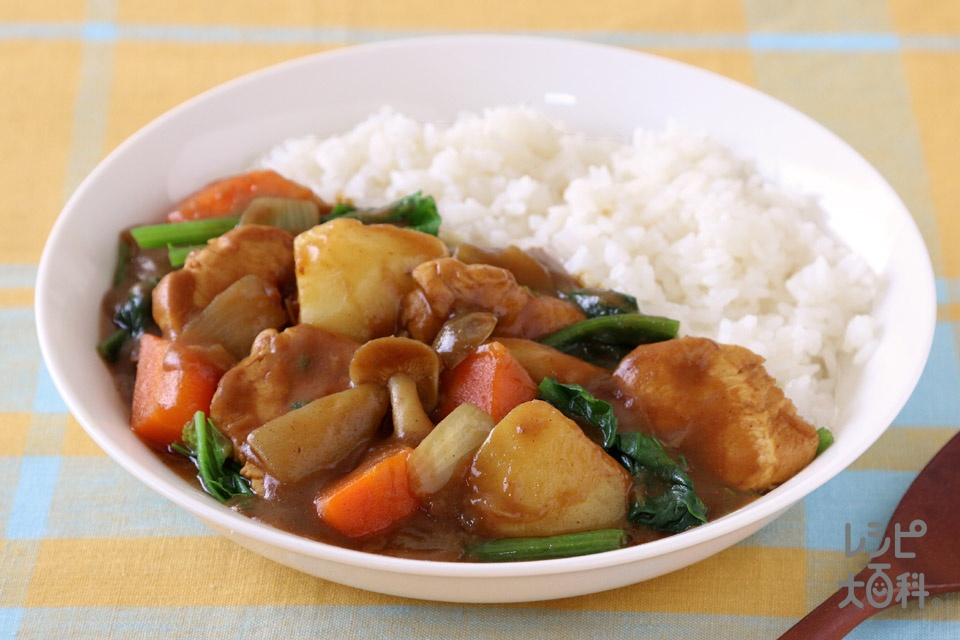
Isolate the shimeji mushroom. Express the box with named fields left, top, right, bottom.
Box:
left=349, top=336, right=441, bottom=445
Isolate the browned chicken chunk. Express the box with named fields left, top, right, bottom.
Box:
left=612, top=336, right=819, bottom=492
left=152, top=225, right=296, bottom=337
left=209, top=323, right=360, bottom=457
left=453, top=244, right=577, bottom=295
left=401, top=258, right=586, bottom=343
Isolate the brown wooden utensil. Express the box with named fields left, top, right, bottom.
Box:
left=778, top=430, right=960, bottom=638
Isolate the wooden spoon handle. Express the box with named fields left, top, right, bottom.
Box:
left=777, top=582, right=883, bottom=639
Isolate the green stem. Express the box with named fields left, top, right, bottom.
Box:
left=815, top=427, right=834, bottom=456
left=130, top=216, right=238, bottom=249
left=468, top=529, right=628, bottom=562
left=96, top=328, right=129, bottom=362
left=541, top=313, right=679, bottom=350
left=174, top=412, right=252, bottom=504
left=167, top=244, right=206, bottom=268
left=112, top=239, right=130, bottom=286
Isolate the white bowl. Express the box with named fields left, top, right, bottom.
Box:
left=35, top=35, right=936, bottom=603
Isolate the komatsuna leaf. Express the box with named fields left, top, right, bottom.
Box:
left=614, top=432, right=708, bottom=533
left=538, top=378, right=707, bottom=534
left=172, top=411, right=253, bottom=504
left=328, top=191, right=441, bottom=236
left=560, top=287, right=639, bottom=318
left=539, top=313, right=680, bottom=369
left=537, top=377, right=618, bottom=449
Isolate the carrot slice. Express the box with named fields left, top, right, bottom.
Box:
left=130, top=334, right=223, bottom=446
left=167, top=169, right=319, bottom=222
left=435, top=341, right=538, bottom=423
left=316, top=446, right=420, bottom=539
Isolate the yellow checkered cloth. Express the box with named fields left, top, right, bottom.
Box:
left=2, top=1, right=959, bottom=637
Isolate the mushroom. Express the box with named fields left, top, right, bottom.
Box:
left=349, top=336, right=441, bottom=445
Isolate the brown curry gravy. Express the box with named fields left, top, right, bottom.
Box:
left=100, top=233, right=759, bottom=562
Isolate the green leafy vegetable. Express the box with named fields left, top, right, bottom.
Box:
left=561, top=287, right=639, bottom=318
left=540, top=313, right=680, bottom=368
left=468, top=529, right=628, bottom=562
left=615, top=432, right=708, bottom=532
left=167, top=244, right=206, bottom=268
left=96, top=329, right=129, bottom=363
left=816, top=427, right=834, bottom=456
left=538, top=378, right=707, bottom=534
left=129, top=216, right=239, bottom=249
left=171, top=411, right=253, bottom=504
left=112, top=238, right=131, bottom=286
left=96, top=279, right=156, bottom=362
left=328, top=191, right=441, bottom=235
left=537, top=377, right=618, bottom=449
left=113, top=279, right=155, bottom=335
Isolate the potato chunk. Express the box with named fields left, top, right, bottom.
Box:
left=465, top=400, right=631, bottom=538
left=294, top=218, right=448, bottom=342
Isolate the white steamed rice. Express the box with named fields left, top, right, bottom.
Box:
left=257, top=105, right=879, bottom=427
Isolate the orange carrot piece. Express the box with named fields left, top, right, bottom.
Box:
left=316, top=446, right=420, bottom=539
left=130, top=334, right=223, bottom=446
left=167, top=169, right=320, bottom=222
left=436, top=341, right=538, bottom=423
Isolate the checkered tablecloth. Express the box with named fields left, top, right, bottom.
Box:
left=3, top=1, right=959, bottom=638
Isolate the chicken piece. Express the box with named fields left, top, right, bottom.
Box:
left=209, top=323, right=359, bottom=455
left=453, top=244, right=573, bottom=295
left=152, top=225, right=295, bottom=337
left=612, top=336, right=818, bottom=492
left=401, top=258, right=586, bottom=343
